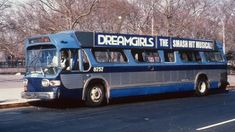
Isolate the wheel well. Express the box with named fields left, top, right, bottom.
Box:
left=87, top=79, right=106, bottom=89
left=197, top=74, right=208, bottom=81
left=83, top=78, right=107, bottom=100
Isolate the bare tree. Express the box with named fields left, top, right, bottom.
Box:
left=36, top=0, right=99, bottom=30
left=1, top=0, right=235, bottom=58
left=89, top=0, right=136, bottom=33
left=0, top=0, right=16, bottom=58
left=0, top=0, right=10, bottom=30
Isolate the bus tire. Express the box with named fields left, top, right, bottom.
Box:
left=195, top=78, right=208, bottom=96
left=85, top=84, right=105, bottom=107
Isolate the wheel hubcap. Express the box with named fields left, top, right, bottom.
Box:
left=90, top=87, right=102, bottom=103
left=199, top=82, right=206, bottom=93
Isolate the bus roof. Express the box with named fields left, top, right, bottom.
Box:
left=26, top=31, right=219, bottom=51
left=26, top=31, right=80, bottom=49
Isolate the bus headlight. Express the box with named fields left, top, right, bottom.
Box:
left=49, top=80, right=61, bottom=87
left=41, top=79, right=50, bottom=87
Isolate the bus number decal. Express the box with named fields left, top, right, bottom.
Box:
left=93, top=67, right=104, bottom=72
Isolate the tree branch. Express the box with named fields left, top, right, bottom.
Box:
left=39, top=0, right=64, bottom=15
left=71, top=0, right=98, bottom=29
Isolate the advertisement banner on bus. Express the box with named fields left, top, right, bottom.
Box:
left=157, top=36, right=214, bottom=51
left=94, top=33, right=214, bottom=51
left=95, top=33, right=155, bottom=48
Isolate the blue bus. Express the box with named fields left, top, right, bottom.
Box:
left=21, top=31, right=228, bottom=106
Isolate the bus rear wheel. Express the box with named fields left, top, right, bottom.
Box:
left=195, top=78, right=208, bottom=96
left=85, top=84, right=105, bottom=107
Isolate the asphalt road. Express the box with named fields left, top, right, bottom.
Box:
left=0, top=90, right=235, bottom=132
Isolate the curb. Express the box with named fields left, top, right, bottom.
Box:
left=0, top=100, right=40, bottom=109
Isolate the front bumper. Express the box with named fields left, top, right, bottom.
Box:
left=21, top=91, right=57, bottom=100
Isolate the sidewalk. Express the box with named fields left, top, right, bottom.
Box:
left=0, top=88, right=39, bottom=108
left=0, top=74, right=235, bottom=109
left=0, top=75, right=38, bottom=108
left=228, top=75, right=235, bottom=87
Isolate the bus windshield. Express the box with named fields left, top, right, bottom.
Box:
left=26, top=45, right=59, bottom=76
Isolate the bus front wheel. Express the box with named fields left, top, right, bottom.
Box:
left=85, top=84, right=105, bottom=107
left=195, top=78, right=208, bottom=96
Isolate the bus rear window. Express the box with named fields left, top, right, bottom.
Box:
left=92, top=49, right=127, bottom=63
left=204, top=52, right=224, bottom=62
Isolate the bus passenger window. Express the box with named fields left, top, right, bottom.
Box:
left=214, top=52, right=224, bottom=62
left=109, top=50, right=127, bottom=63
left=194, top=52, right=202, bottom=62
left=145, top=51, right=161, bottom=63
left=131, top=50, right=144, bottom=62
left=136, top=52, right=144, bottom=62
left=92, top=49, right=127, bottom=63
left=204, top=52, right=224, bottom=62
left=179, top=51, right=201, bottom=62
left=131, top=49, right=160, bottom=63
left=181, top=52, right=188, bottom=61
left=146, top=53, right=155, bottom=62
left=93, top=50, right=109, bottom=63
left=164, top=51, right=175, bottom=62
left=153, top=52, right=161, bottom=62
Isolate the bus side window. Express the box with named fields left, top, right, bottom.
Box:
left=179, top=51, right=201, bottom=62
left=93, top=49, right=109, bottom=63
left=109, top=50, right=127, bottom=63
left=205, top=52, right=224, bottom=62
left=214, top=52, right=224, bottom=62
left=145, top=52, right=154, bottom=62
left=153, top=52, right=161, bottom=62
left=144, top=51, right=161, bottom=63
left=180, top=52, right=188, bottom=62
left=131, top=50, right=144, bottom=62
left=61, top=49, right=71, bottom=71
left=92, top=49, right=127, bottom=63
left=164, top=51, right=175, bottom=62
left=194, top=52, right=201, bottom=62
left=131, top=49, right=160, bottom=63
